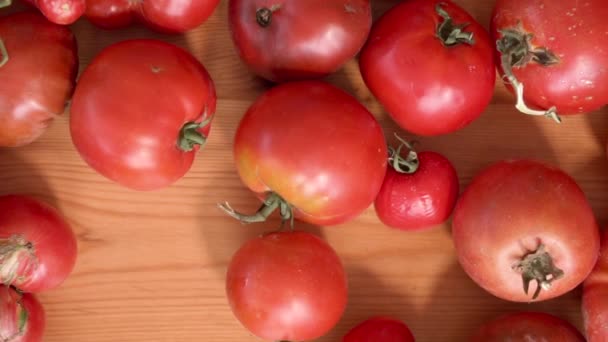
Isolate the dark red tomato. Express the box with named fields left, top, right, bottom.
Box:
left=228, top=0, right=372, bottom=82
left=70, top=39, right=216, bottom=191
left=0, top=12, right=78, bottom=147
left=22, top=0, right=85, bottom=25
left=226, top=231, right=347, bottom=341
left=0, top=195, right=77, bottom=293
left=0, top=285, right=45, bottom=342
left=491, top=0, right=608, bottom=121
left=343, top=316, right=415, bottom=342
left=471, top=312, right=584, bottom=341
left=221, top=81, right=387, bottom=226
left=452, top=160, right=600, bottom=302
left=583, top=228, right=608, bottom=341
left=374, top=140, right=459, bottom=231
left=359, top=0, right=495, bottom=136
left=85, top=0, right=221, bottom=33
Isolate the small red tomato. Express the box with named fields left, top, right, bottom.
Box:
left=374, top=138, right=459, bottom=231
left=70, top=39, right=217, bottom=191
left=582, top=228, right=608, bottom=341
left=226, top=231, right=348, bottom=341
left=471, top=312, right=584, bottom=341
left=0, top=12, right=78, bottom=147
left=453, top=160, right=600, bottom=302
left=0, top=285, right=45, bottom=342
left=359, top=0, right=495, bottom=136
left=491, top=0, right=608, bottom=121
left=23, top=0, right=86, bottom=25
left=343, top=316, right=415, bottom=342
left=0, top=195, right=77, bottom=293
left=228, top=0, right=372, bottom=82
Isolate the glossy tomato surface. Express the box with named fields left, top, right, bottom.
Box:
left=226, top=231, right=347, bottom=341
left=23, top=0, right=85, bottom=25
left=452, top=160, right=600, bottom=302
left=228, top=0, right=372, bottom=82
left=343, top=316, right=415, bottom=342
left=374, top=151, right=459, bottom=231
left=0, top=195, right=77, bottom=293
left=471, top=312, right=584, bottom=341
left=233, top=80, right=387, bottom=226
left=583, top=228, right=608, bottom=341
left=0, top=12, right=78, bottom=147
left=359, top=0, right=495, bottom=136
left=85, top=0, right=221, bottom=33
left=70, top=39, right=216, bottom=191
left=0, top=285, right=45, bottom=342
left=491, top=0, right=608, bottom=115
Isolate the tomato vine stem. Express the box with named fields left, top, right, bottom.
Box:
left=512, top=244, right=564, bottom=300
left=177, top=106, right=212, bottom=152
left=0, top=0, right=11, bottom=9
left=218, top=192, right=294, bottom=229
left=0, top=39, right=9, bottom=68
left=388, top=134, right=419, bottom=174
left=435, top=2, right=475, bottom=46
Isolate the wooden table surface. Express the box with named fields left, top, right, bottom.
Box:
left=2, top=0, right=607, bottom=341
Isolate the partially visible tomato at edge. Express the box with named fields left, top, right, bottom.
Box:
left=470, top=312, right=585, bottom=341
left=343, top=316, right=415, bottom=342
left=583, top=228, right=608, bottom=341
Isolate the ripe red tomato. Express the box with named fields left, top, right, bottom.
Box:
left=471, top=312, right=584, bottom=341
left=228, top=0, right=372, bottom=82
left=452, top=160, right=600, bottom=302
left=374, top=139, right=459, bottom=231
left=359, top=0, right=495, bottom=136
left=0, top=195, right=77, bottom=293
left=0, top=285, right=45, bottom=342
left=491, top=0, right=608, bottom=121
left=0, top=12, right=78, bottom=147
left=343, top=316, right=415, bottom=342
left=85, top=0, right=221, bottom=33
left=226, top=231, right=347, bottom=341
left=70, top=39, right=217, bottom=191
left=220, top=81, right=387, bottom=226
left=583, top=228, right=608, bottom=341
left=23, top=0, right=85, bottom=25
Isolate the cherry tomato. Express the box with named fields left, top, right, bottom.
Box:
left=583, top=228, right=608, bottom=341
left=343, top=316, right=415, bottom=342
left=70, top=39, right=217, bottom=191
left=0, top=195, right=77, bottom=293
left=0, top=12, right=78, bottom=147
left=226, top=231, right=347, bottom=341
left=22, top=0, right=85, bottom=25
left=359, top=0, right=495, bottom=136
left=374, top=138, right=459, bottom=231
left=491, top=0, right=608, bottom=121
left=220, top=80, right=387, bottom=226
left=228, top=0, right=372, bottom=82
left=0, top=285, right=45, bottom=342
left=471, top=312, right=584, bottom=341
left=452, top=160, right=600, bottom=302
left=85, top=0, right=221, bottom=33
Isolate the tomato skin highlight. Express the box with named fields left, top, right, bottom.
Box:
left=491, top=0, right=608, bottom=115
left=70, top=39, right=217, bottom=191
left=374, top=151, right=459, bottom=231
left=471, top=311, right=584, bottom=341
left=359, top=0, right=495, bottom=136
left=226, top=231, right=347, bottom=341
left=343, top=316, right=415, bottom=342
left=228, top=0, right=372, bottom=82
left=583, top=228, right=608, bottom=341
left=452, top=159, right=600, bottom=302
left=0, top=285, right=45, bottom=342
left=0, top=12, right=78, bottom=148
left=22, top=0, right=86, bottom=25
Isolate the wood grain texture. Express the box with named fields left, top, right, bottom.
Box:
left=1, top=0, right=607, bottom=341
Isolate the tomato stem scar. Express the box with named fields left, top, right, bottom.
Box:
left=0, top=39, right=9, bottom=68
left=435, top=2, right=475, bottom=46
left=256, top=4, right=281, bottom=27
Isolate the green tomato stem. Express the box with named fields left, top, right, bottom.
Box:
left=0, top=0, right=11, bottom=9
left=388, top=134, right=420, bottom=174
left=512, top=244, right=564, bottom=300
left=0, top=39, right=9, bottom=68
left=435, top=2, right=475, bottom=46
left=218, top=192, right=294, bottom=229
left=177, top=109, right=213, bottom=152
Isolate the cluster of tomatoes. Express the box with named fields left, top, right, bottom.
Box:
left=1, top=0, right=608, bottom=340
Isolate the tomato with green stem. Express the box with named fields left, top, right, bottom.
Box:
left=0, top=285, right=45, bottom=342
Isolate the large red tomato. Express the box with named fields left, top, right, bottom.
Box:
left=491, top=0, right=608, bottom=121
left=0, top=12, right=78, bottom=147
left=0, top=285, right=45, bottom=342
left=70, top=39, right=217, bottom=191
left=0, top=195, right=77, bottom=293
left=22, top=0, right=85, bottom=25
left=359, top=0, right=495, bottom=136
left=471, top=312, right=584, bottom=341
left=228, top=0, right=372, bottom=82
left=226, top=231, right=347, bottom=341
left=583, top=228, right=608, bottom=341
left=343, top=316, right=415, bottom=342
left=220, top=81, right=387, bottom=226
left=452, top=160, right=600, bottom=302
left=85, top=0, right=221, bottom=33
